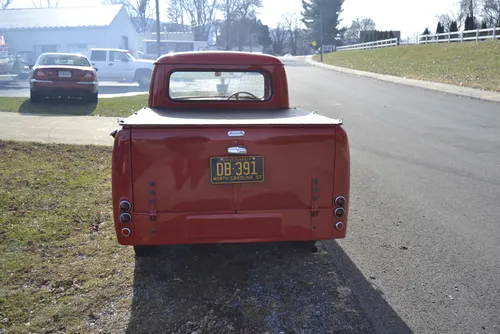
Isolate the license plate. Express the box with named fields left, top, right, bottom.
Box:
left=210, top=156, right=264, bottom=184
left=58, top=71, right=71, bottom=78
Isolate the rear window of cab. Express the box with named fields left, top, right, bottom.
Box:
left=168, top=70, right=272, bottom=101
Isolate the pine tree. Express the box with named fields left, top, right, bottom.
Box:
left=436, top=22, right=443, bottom=34
left=465, top=14, right=471, bottom=31
left=450, top=21, right=458, bottom=32
left=423, top=27, right=430, bottom=35
left=301, top=0, right=345, bottom=46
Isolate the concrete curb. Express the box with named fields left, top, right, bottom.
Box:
left=305, top=55, right=500, bottom=103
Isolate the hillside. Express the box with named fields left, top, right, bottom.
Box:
left=315, top=40, right=500, bottom=92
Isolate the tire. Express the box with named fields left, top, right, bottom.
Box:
left=134, top=245, right=158, bottom=257
left=85, top=91, right=98, bottom=104
left=30, top=90, right=42, bottom=103
left=135, top=69, right=152, bottom=88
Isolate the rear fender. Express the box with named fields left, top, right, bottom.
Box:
left=111, top=127, right=134, bottom=244
left=332, top=126, right=350, bottom=238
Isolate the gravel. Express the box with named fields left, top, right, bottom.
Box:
left=96, top=241, right=374, bottom=334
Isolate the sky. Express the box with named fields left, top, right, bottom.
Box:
left=10, top=0, right=459, bottom=39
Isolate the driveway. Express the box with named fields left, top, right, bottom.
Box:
left=1, top=57, right=500, bottom=333
left=282, top=57, right=500, bottom=334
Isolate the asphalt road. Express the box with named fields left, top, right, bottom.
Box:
left=0, top=80, right=148, bottom=98
left=282, top=58, right=500, bottom=333
left=1, top=58, right=499, bottom=333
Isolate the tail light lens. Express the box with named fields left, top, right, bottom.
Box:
left=34, top=70, right=46, bottom=79
left=335, top=222, right=344, bottom=231
left=334, top=207, right=345, bottom=218
left=121, top=228, right=131, bottom=237
left=120, top=213, right=132, bottom=224
left=335, top=196, right=346, bottom=207
left=82, top=71, right=95, bottom=81
left=119, top=200, right=131, bottom=212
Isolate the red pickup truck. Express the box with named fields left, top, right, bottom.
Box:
left=111, top=51, right=350, bottom=257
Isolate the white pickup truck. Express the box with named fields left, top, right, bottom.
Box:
left=87, top=48, right=154, bottom=87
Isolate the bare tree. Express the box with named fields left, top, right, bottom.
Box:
left=459, top=0, right=480, bottom=18
left=167, top=0, right=186, bottom=27
left=1, top=0, right=14, bottom=9
left=482, top=0, right=500, bottom=27
left=436, top=6, right=464, bottom=31
left=183, top=0, right=218, bottom=41
left=283, top=12, right=301, bottom=55
left=271, top=23, right=287, bottom=55
left=31, top=0, right=59, bottom=7
left=343, top=17, right=376, bottom=44
left=102, top=0, right=154, bottom=33
left=219, top=0, right=262, bottom=50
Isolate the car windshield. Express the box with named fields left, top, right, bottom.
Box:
left=169, top=71, right=272, bottom=101
left=125, top=52, right=136, bottom=61
left=36, top=54, right=91, bottom=66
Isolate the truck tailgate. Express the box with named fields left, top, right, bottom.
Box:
left=130, top=126, right=336, bottom=213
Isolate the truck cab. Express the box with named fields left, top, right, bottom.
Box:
left=111, top=51, right=350, bottom=257
left=87, top=48, right=154, bottom=87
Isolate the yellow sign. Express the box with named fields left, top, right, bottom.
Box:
left=312, top=41, right=317, bottom=47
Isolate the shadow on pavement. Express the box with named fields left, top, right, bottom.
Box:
left=18, top=98, right=97, bottom=116
left=123, top=240, right=411, bottom=333
left=322, top=241, right=414, bottom=334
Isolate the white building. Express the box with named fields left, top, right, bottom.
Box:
left=0, top=4, right=138, bottom=63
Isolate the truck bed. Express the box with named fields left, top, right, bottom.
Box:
left=118, top=107, right=343, bottom=127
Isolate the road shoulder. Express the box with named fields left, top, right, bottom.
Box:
left=305, top=55, right=500, bottom=103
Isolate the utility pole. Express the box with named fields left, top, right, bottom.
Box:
left=155, top=0, right=161, bottom=58
left=320, top=6, right=323, bottom=62
left=226, top=0, right=230, bottom=51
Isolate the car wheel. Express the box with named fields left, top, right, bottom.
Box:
left=134, top=245, right=158, bottom=257
left=30, top=90, right=42, bottom=103
left=85, top=92, right=98, bottom=104
left=136, top=70, right=152, bottom=88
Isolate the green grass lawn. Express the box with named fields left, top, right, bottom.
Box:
left=0, top=95, right=148, bottom=117
left=0, top=140, right=134, bottom=334
left=315, top=40, right=500, bottom=92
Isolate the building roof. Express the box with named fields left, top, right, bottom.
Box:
left=156, top=51, right=284, bottom=66
left=0, top=4, right=123, bottom=30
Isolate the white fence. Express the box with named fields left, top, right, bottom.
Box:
left=334, top=26, right=499, bottom=52
left=337, top=38, right=398, bottom=51
left=419, top=26, right=500, bottom=44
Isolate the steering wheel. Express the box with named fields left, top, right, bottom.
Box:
left=227, top=91, right=259, bottom=100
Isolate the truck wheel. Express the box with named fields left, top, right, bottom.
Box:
left=134, top=245, right=158, bottom=257
left=30, top=90, right=42, bottom=103
left=135, top=70, right=152, bottom=88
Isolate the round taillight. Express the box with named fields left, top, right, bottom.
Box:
left=119, top=200, right=131, bottom=212
left=120, top=213, right=132, bottom=224
left=121, top=228, right=131, bottom=237
left=335, top=196, right=346, bottom=207
left=334, top=207, right=345, bottom=218
left=335, top=221, right=344, bottom=231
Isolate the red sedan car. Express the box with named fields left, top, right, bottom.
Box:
left=29, top=52, right=99, bottom=103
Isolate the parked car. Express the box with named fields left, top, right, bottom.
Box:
left=110, top=51, right=350, bottom=257
left=87, top=48, right=154, bottom=87
left=29, top=52, right=98, bottom=103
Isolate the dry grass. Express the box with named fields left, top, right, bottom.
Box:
left=0, top=140, right=134, bottom=334
left=316, top=40, right=500, bottom=92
